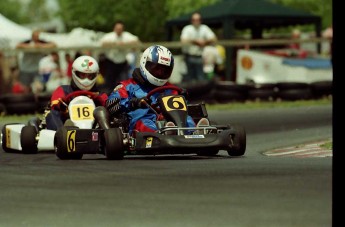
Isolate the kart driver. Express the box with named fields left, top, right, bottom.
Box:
left=46, top=55, right=108, bottom=130
left=105, top=45, right=209, bottom=136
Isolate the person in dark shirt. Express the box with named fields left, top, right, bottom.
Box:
left=16, top=30, right=56, bottom=91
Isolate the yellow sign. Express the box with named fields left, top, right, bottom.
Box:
left=67, top=130, right=76, bottom=152
left=161, top=96, right=187, bottom=112
left=5, top=127, right=11, bottom=148
left=145, top=137, right=153, bottom=148
left=70, top=104, right=95, bottom=121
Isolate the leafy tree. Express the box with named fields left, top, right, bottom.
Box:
left=26, top=0, right=51, bottom=23
left=165, top=0, right=220, bottom=19
left=2, top=0, right=331, bottom=41
left=57, top=0, right=221, bottom=41
left=57, top=0, right=168, bottom=41
left=270, top=0, right=332, bottom=28
left=0, top=0, right=30, bottom=24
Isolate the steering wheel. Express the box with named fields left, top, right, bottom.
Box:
left=61, top=90, right=99, bottom=104
left=144, top=85, right=183, bottom=115
left=146, top=85, right=183, bottom=100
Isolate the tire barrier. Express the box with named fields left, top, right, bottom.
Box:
left=247, top=83, right=278, bottom=101
left=181, top=80, right=332, bottom=104
left=0, top=93, right=38, bottom=115
left=0, top=80, right=332, bottom=115
left=36, top=92, right=52, bottom=113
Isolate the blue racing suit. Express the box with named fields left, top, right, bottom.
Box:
left=107, top=75, right=196, bottom=135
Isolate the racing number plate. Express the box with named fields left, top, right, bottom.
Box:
left=145, top=137, right=153, bottom=148
left=67, top=130, right=76, bottom=152
left=161, top=96, right=187, bottom=112
left=70, top=104, right=95, bottom=121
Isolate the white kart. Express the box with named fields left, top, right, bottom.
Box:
left=1, top=90, right=98, bottom=154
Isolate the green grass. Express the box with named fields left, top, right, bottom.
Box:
left=206, top=97, right=332, bottom=110
left=0, top=97, right=332, bottom=121
left=320, top=141, right=332, bottom=150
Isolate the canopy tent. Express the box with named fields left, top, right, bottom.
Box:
left=0, top=13, right=103, bottom=49
left=165, top=0, right=322, bottom=80
left=0, top=13, right=32, bottom=49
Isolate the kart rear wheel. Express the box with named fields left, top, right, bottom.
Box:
left=21, top=126, right=38, bottom=154
left=104, top=128, right=124, bottom=160
left=54, top=126, right=83, bottom=160
left=227, top=125, right=246, bottom=156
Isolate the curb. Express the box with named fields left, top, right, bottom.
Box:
left=263, top=139, right=332, bottom=158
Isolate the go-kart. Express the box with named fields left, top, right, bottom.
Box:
left=1, top=90, right=100, bottom=156
left=54, top=85, right=246, bottom=160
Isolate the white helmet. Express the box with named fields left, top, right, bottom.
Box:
left=140, top=45, right=174, bottom=86
left=72, top=55, right=99, bottom=91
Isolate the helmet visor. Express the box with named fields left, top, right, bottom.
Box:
left=145, top=61, right=172, bottom=80
left=76, top=72, right=97, bottom=80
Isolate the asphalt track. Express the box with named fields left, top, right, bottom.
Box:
left=0, top=104, right=332, bottom=227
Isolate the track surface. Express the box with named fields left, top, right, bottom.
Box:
left=0, top=105, right=332, bottom=227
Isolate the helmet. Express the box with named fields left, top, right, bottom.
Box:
left=140, top=45, right=174, bottom=86
left=72, top=55, right=99, bottom=90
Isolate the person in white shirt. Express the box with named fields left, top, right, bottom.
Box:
left=180, top=12, right=217, bottom=83
left=99, top=20, right=140, bottom=93
left=202, top=45, right=223, bottom=80
left=38, top=52, right=60, bottom=84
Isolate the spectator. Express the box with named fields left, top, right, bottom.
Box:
left=38, top=52, right=60, bottom=85
left=64, top=53, right=73, bottom=78
left=322, top=25, right=333, bottom=63
left=286, top=29, right=308, bottom=58
left=16, top=30, right=56, bottom=91
left=202, top=45, right=223, bottom=80
left=180, top=12, right=217, bottom=83
left=289, top=29, right=301, bottom=50
left=99, top=20, right=140, bottom=93
left=11, top=66, right=29, bottom=94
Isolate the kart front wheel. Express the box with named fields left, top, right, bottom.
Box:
left=21, top=126, right=38, bottom=154
left=227, top=125, right=246, bottom=156
left=104, top=128, right=124, bottom=160
left=54, top=126, right=83, bottom=160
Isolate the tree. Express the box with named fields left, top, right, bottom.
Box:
left=270, top=0, right=332, bottom=28
left=0, top=0, right=30, bottom=24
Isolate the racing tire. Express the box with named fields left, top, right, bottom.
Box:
left=36, top=92, right=51, bottom=113
left=227, top=125, right=246, bottom=156
left=0, top=103, right=6, bottom=115
left=5, top=102, right=38, bottom=115
left=54, top=126, right=83, bottom=160
left=277, top=88, right=313, bottom=100
left=20, top=126, right=38, bottom=154
left=2, top=93, right=38, bottom=115
left=310, top=81, right=332, bottom=98
left=104, top=128, right=124, bottom=160
left=247, top=83, right=278, bottom=101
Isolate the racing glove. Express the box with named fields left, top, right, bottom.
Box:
left=51, top=98, right=68, bottom=113
left=106, top=98, right=121, bottom=115
left=130, top=97, right=150, bottom=109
